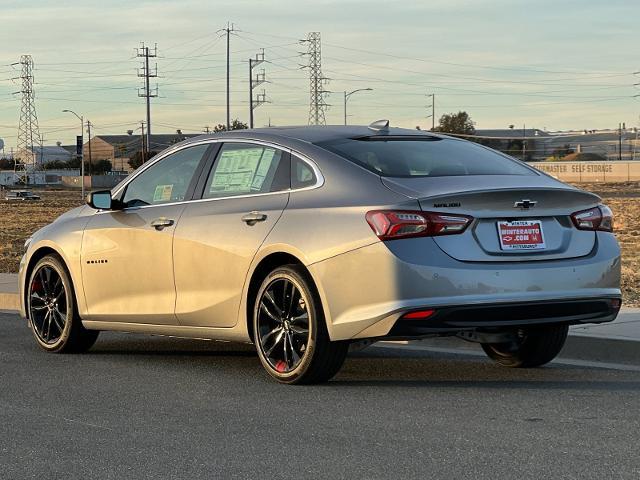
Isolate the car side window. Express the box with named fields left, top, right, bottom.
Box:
left=122, top=144, right=209, bottom=207
left=291, top=155, right=317, bottom=189
left=203, top=143, right=289, bottom=199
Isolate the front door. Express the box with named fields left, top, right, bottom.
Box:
left=81, top=143, right=211, bottom=324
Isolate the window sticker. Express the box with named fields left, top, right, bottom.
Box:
left=209, top=147, right=269, bottom=194
left=250, top=149, right=276, bottom=190
left=153, top=184, right=173, bottom=202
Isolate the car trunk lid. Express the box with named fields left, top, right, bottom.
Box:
left=382, top=175, right=601, bottom=262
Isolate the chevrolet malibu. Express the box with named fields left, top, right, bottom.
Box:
left=19, top=122, right=621, bottom=384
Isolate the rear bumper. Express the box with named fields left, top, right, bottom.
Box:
left=386, top=297, right=620, bottom=338
left=309, top=232, right=621, bottom=341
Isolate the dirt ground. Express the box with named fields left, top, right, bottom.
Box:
left=1, top=185, right=639, bottom=306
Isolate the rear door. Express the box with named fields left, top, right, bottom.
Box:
left=81, top=143, right=212, bottom=323
left=173, top=141, right=290, bottom=328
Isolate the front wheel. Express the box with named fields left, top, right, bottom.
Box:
left=27, top=254, right=99, bottom=353
left=481, top=324, right=569, bottom=368
left=253, top=265, right=348, bottom=384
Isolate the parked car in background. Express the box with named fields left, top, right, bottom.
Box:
left=18, top=122, right=621, bottom=384
left=5, top=190, right=40, bottom=201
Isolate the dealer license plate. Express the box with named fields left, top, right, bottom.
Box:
left=497, top=220, right=546, bottom=251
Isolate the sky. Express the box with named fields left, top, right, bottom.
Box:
left=0, top=0, right=639, bottom=149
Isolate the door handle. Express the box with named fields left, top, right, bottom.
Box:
left=241, top=211, right=267, bottom=226
left=150, top=217, right=175, bottom=230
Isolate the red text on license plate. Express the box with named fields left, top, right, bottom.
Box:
left=497, top=220, right=546, bottom=250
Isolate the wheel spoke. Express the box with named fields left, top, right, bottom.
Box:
left=51, top=308, right=66, bottom=332
left=286, top=287, right=300, bottom=318
left=264, top=330, right=285, bottom=357
left=260, top=302, right=282, bottom=324
left=281, top=279, right=289, bottom=314
left=52, top=277, right=63, bottom=298
left=290, top=324, right=308, bottom=336
left=38, top=269, right=49, bottom=295
left=288, top=333, right=301, bottom=365
left=282, top=332, right=290, bottom=367
left=261, top=325, right=283, bottom=345
left=44, top=311, right=52, bottom=341
left=291, top=312, right=308, bottom=324
left=263, top=290, right=283, bottom=316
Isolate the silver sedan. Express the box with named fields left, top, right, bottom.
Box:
left=19, top=122, right=621, bottom=383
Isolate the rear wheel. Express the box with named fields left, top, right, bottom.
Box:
left=253, top=265, right=348, bottom=384
left=27, top=255, right=99, bottom=353
left=481, top=324, right=568, bottom=368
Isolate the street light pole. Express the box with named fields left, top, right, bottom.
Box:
left=62, top=109, right=85, bottom=199
left=344, top=88, right=373, bottom=125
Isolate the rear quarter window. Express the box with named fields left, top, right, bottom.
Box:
left=316, top=137, right=535, bottom=177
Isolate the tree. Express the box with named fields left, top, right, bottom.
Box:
left=551, top=144, right=574, bottom=159
left=434, top=111, right=475, bottom=135
left=0, top=158, right=16, bottom=170
left=213, top=119, right=249, bottom=132
left=128, top=151, right=159, bottom=170
left=93, top=159, right=112, bottom=174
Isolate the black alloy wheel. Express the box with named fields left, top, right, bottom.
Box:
left=254, top=265, right=348, bottom=384
left=28, top=255, right=99, bottom=353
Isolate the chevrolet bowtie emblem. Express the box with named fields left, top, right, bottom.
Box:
left=514, top=199, right=537, bottom=209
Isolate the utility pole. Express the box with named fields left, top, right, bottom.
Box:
left=220, top=22, right=237, bottom=130
left=618, top=123, right=623, bottom=161
left=137, top=43, right=158, bottom=155
left=13, top=54, right=42, bottom=184
left=249, top=49, right=266, bottom=129
left=426, top=93, right=435, bottom=130
left=344, top=88, right=372, bottom=125
left=203, top=126, right=211, bottom=134
left=86, top=120, right=93, bottom=177
left=62, top=109, right=84, bottom=198
left=301, top=32, right=329, bottom=125
left=140, top=121, right=146, bottom=164
left=522, top=123, right=527, bottom=160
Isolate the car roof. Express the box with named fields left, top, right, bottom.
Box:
left=178, top=125, right=448, bottom=148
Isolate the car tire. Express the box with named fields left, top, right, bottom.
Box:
left=27, top=254, right=99, bottom=353
left=253, top=265, right=348, bottom=384
left=481, top=324, right=569, bottom=368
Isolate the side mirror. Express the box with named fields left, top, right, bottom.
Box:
left=86, top=190, right=114, bottom=210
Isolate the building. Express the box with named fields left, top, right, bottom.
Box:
left=14, top=145, right=73, bottom=166
left=84, top=132, right=199, bottom=172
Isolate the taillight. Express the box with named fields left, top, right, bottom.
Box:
left=570, top=205, right=613, bottom=232
left=365, top=210, right=473, bottom=240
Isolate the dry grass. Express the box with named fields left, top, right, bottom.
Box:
left=0, top=190, right=83, bottom=273
left=574, top=182, right=640, bottom=307
left=1, top=185, right=638, bottom=306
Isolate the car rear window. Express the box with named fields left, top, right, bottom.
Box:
left=315, top=137, right=535, bottom=177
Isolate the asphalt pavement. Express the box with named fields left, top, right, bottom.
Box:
left=1, top=312, right=639, bottom=479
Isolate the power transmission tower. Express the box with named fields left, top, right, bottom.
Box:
left=219, top=22, right=237, bottom=130
left=302, top=32, right=329, bottom=125
left=14, top=55, right=42, bottom=183
left=249, top=49, right=267, bottom=128
left=137, top=43, right=158, bottom=155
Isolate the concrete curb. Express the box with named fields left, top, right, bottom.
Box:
left=402, top=334, right=640, bottom=366
left=0, top=293, right=19, bottom=312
